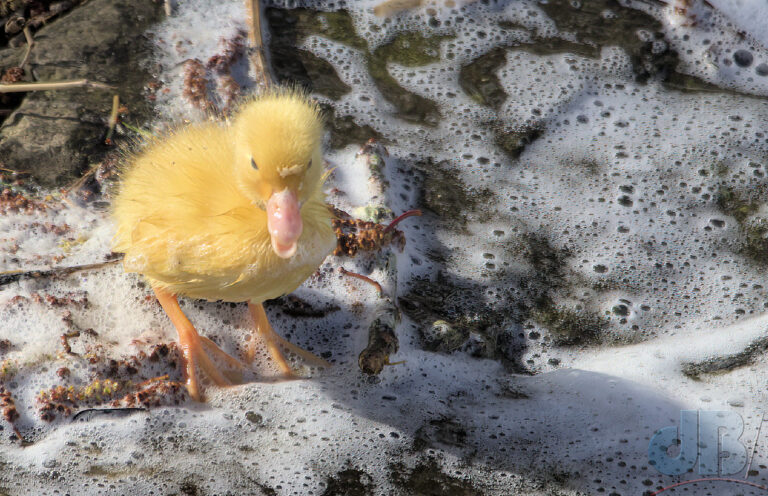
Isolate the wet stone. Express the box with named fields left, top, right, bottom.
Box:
left=0, top=0, right=162, bottom=188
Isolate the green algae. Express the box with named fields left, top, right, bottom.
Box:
left=414, top=158, right=495, bottom=230
left=374, top=31, right=447, bottom=67
left=322, top=468, right=375, bottom=496
left=714, top=186, right=768, bottom=266
left=681, top=335, right=768, bottom=380
left=716, top=186, right=760, bottom=224
left=266, top=7, right=447, bottom=127
left=494, top=125, right=543, bottom=160
left=537, top=0, right=675, bottom=83
left=532, top=300, right=608, bottom=346
left=458, top=47, right=508, bottom=109
left=266, top=8, right=355, bottom=100
left=390, top=459, right=478, bottom=496
left=368, top=31, right=451, bottom=125
left=319, top=102, right=383, bottom=149
left=265, top=8, right=366, bottom=52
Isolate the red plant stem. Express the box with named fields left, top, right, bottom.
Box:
left=339, top=267, right=383, bottom=296
left=382, top=209, right=422, bottom=234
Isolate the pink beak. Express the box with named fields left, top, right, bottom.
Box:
left=266, top=188, right=302, bottom=259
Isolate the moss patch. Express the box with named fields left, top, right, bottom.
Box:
left=494, top=125, right=542, bottom=160
left=681, top=335, right=768, bottom=380
left=266, top=7, right=447, bottom=127
left=458, top=47, right=508, bottom=109
left=390, top=459, right=478, bottom=496
left=532, top=300, right=608, bottom=345
left=716, top=186, right=759, bottom=223
left=537, top=0, right=676, bottom=83
left=319, top=102, right=382, bottom=150
left=715, top=186, right=768, bottom=265
left=413, top=158, right=495, bottom=230
left=368, top=32, right=451, bottom=126
left=266, top=8, right=355, bottom=100
left=322, top=468, right=375, bottom=496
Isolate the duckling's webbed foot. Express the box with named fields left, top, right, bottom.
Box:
left=154, top=287, right=245, bottom=401
left=246, top=302, right=331, bottom=376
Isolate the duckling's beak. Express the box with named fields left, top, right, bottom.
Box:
left=267, top=188, right=302, bottom=259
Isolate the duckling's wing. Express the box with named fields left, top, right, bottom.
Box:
left=113, top=123, right=267, bottom=284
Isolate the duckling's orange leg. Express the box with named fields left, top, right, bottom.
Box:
left=154, top=287, right=244, bottom=401
left=246, top=302, right=331, bottom=375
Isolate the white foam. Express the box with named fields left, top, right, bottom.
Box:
left=5, top=0, right=768, bottom=494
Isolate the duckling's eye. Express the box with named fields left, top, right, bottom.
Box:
left=250, top=157, right=258, bottom=171
left=306, top=159, right=312, bottom=170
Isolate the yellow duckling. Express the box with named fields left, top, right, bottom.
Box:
left=112, top=89, right=337, bottom=401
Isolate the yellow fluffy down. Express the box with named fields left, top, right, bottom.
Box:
left=112, top=121, right=336, bottom=303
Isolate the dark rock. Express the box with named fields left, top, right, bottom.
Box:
left=0, top=0, right=162, bottom=188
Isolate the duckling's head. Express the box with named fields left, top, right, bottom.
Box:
left=232, top=89, right=326, bottom=259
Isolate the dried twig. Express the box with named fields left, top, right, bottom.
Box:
left=72, top=407, right=147, bottom=421
left=0, top=258, right=123, bottom=288
left=60, top=167, right=96, bottom=198
left=19, top=25, right=33, bottom=71
left=0, top=166, right=29, bottom=175
left=244, top=0, right=272, bottom=87
left=105, top=94, right=120, bottom=145
left=0, top=79, right=114, bottom=93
